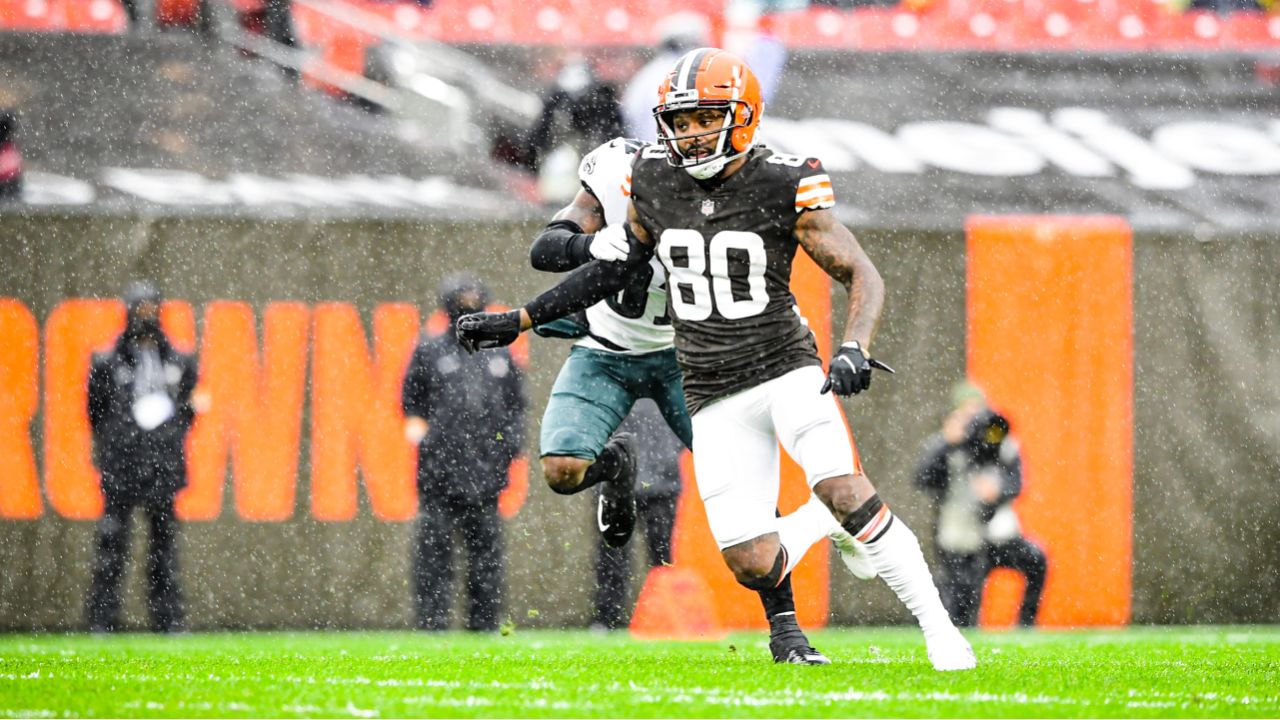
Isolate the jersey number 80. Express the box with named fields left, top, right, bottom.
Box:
left=657, top=229, right=769, bottom=321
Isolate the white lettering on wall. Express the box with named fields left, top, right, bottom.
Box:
left=812, top=119, right=925, bottom=174
left=1051, top=108, right=1196, bottom=190
left=22, top=172, right=95, bottom=205
left=762, top=118, right=859, bottom=171
left=897, top=121, right=1045, bottom=176
left=1153, top=122, right=1280, bottom=175
left=987, top=108, right=1113, bottom=177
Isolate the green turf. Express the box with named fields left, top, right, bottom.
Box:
left=0, top=627, right=1277, bottom=717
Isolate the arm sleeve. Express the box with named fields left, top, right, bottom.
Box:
left=912, top=434, right=951, bottom=499
left=523, top=244, right=651, bottom=326
left=400, top=344, right=432, bottom=420
left=529, top=219, right=594, bottom=272
left=994, top=438, right=1023, bottom=505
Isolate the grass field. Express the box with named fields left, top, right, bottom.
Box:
left=1, top=626, right=1277, bottom=717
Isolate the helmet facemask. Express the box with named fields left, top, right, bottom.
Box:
left=654, top=101, right=756, bottom=181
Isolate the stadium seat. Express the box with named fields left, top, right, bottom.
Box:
left=505, top=0, right=584, bottom=45
left=0, top=0, right=63, bottom=31
left=1149, top=9, right=1223, bottom=49
left=1220, top=11, right=1280, bottom=50
left=577, top=0, right=651, bottom=46
left=420, top=0, right=513, bottom=44
left=154, top=0, right=199, bottom=27
left=847, top=8, right=932, bottom=50
left=61, top=0, right=127, bottom=32
left=772, top=7, right=854, bottom=50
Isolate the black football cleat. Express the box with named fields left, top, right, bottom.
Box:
left=770, top=619, right=832, bottom=665
left=596, top=432, right=637, bottom=549
left=770, top=639, right=832, bottom=665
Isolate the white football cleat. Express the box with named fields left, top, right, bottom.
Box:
left=925, top=626, right=977, bottom=671
left=829, top=528, right=877, bottom=580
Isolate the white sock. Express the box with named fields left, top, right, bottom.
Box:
left=855, top=508, right=953, bottom=635
left=776, top=494, right=839, bottom=576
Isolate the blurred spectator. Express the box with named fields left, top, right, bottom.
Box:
left=402, top=273, right=527, bottom=632
left=724, top=2, right=788, bottom=105
left=526, top=55, right=624, bottom=170
left=620, top=12, right=712, bottom=141
left=86, top=281, right=198, bottom=633
left=121, top=0, right=142, bottom=26
left=0, top=110, right=20, bottom=201
left=263, top=0, right=298, bottom=47
left=591, top=399, right=684, bottom=630
left=913, top=381, right=1048, bottom=628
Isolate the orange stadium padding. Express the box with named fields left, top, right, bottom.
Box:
left=0, top=299, right=42, bottom=520
left=652, top=250, right=836, bottom=633
left=966, top=215, right=1133, bottom=628
left=61, top=0, right=128, bottom=33
left=629, top=565, right=726, bottom=641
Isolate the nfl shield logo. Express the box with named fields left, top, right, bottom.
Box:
left=701, top=199, right=715, bottom=216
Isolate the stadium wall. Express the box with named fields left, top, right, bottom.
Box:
left=1, top=211, right=1277, bottom=630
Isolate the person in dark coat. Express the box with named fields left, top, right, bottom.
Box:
left=913, top=381, right=1048, bottom=628
left=86, top=281, right=198, bottom=633
left=402, top=273, right=527, bottom=631
left=590, top=398, right=684, bottom=630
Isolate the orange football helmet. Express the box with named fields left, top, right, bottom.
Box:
left=653, top=47, right=763, bottom=180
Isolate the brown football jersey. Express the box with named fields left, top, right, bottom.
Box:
left=631, top=145, right=837, bottom=414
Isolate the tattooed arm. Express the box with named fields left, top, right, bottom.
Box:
left=794, top=207, right=884, bottom=349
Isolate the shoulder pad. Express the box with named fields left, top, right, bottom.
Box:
left=640, top=145, right=668, bottom=160
left=580, top=137, right=639, bottom=182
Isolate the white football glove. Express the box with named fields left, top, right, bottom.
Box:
left=588, top=224, right=630, bottom=263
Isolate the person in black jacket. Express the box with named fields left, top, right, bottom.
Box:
left=913, top=381, right=1048, bottom=627
left=590, top=398, right=684, bottom=630
left=402, top=273, right=527, bottom=631
left=86, top=281, right=198, bottom=633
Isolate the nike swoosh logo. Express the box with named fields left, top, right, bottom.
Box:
left=597, top=498, right=610, bottom=533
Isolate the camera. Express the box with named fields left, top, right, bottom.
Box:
left=963, top=410, right=1010, bottom=465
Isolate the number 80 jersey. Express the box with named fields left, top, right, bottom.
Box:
left=630, top=146, right=835, bottom=415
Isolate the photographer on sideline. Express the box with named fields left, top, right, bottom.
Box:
left=913, top=381, right=1048, bottom=627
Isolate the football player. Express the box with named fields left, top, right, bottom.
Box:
left=463, top=51, right=974, bottom=668
left=521, top=135, right=872, bottom=664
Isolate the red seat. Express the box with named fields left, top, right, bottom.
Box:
left=421, top=0, right=512, bottom=44
left=505, top=0, right=583, bottom=45
left=65, top=0, right=127, bottom=32
left=1149, top=9, right=1223, bottom=49
left=578, top=0, right=653, bottom=47
left=0, top=0, right=63, bottom=31
left=848, top=8, right=932, bottom=50
left=1220, top=11, right=1280, bottom=50
left=1072, top=11, right=1155, bottom=49
left=154, top=0, right=198, bottom=27
left=773, top=8, right=854, bottom=49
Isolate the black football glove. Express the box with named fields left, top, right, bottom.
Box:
left=820, top=341, right=896, bottom=396
left=456, top=310, right=521, bottom=354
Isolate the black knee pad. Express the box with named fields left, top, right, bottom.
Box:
left=840, top=493, right=884, bottom=536
left=737, top=549, right=787, bottom=592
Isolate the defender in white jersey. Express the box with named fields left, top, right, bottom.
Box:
left=522, top=136, right=863, bottom=664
